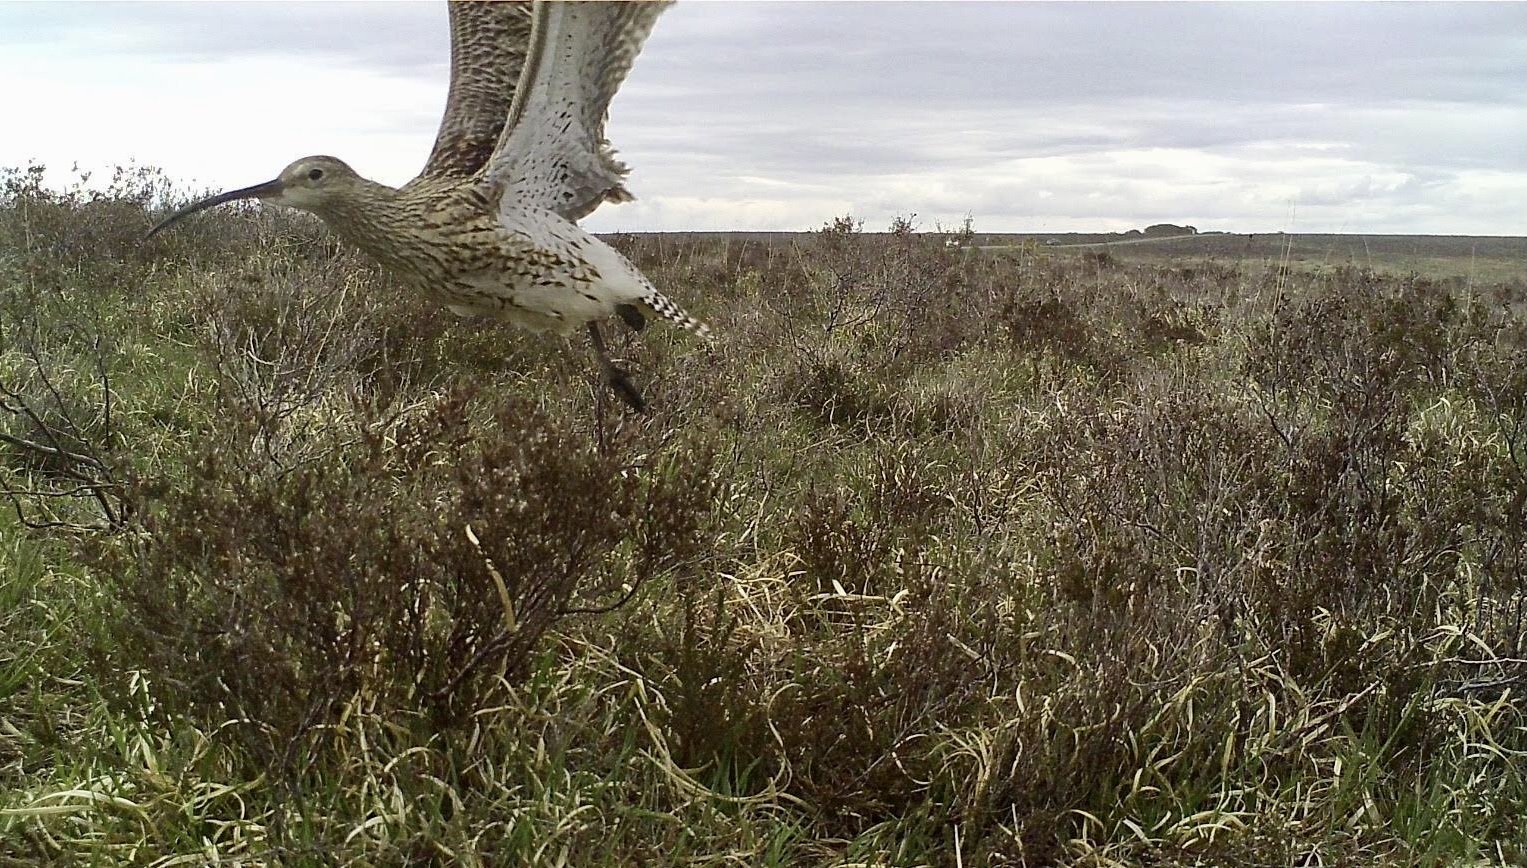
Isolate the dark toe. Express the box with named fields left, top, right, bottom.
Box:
left=605, top=368, right=648, bottom=413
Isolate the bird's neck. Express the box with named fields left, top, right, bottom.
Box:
left=314, top=179, right=415, bottom=272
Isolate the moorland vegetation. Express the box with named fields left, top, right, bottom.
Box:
left=1, top=164, right=1524, bottom=865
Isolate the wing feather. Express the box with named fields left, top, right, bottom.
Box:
left=485, top=0, right=671, bottom=220
left=416, top=1, right=534, bottom=181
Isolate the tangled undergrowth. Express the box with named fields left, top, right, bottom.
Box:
left=1, top=165, right=1524, bottom=865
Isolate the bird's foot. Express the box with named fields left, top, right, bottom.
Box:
left=604, top=365, right=647, bottom=414
left=587, top=321, right=647, bottom=414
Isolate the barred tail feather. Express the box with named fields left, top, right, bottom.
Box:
left=641, top=290, right=710, bottom=340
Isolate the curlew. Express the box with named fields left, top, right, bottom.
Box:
left=148, top=0, right=702, bottom=411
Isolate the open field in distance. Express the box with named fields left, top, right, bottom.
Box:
left=640, top=230, right=1527, bottom=286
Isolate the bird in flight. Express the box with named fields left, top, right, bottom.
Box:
left=149, top=1, right=702, bottom=412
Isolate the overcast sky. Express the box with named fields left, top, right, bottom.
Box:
left=2, top=2, right=1523, bottom=234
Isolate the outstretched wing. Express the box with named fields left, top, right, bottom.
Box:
left=415, top=1, right=534, bottom=181
left=485, top=0, right=672, bottom=221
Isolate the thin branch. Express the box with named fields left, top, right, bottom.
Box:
left=560, top=574, right=651, bottom=617
left=0, top=482, right=122, bottom=498
left=0, top=429, right=108, bottom=472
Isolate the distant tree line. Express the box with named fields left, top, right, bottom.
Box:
left=1122, top=223, right=1199, bottom=238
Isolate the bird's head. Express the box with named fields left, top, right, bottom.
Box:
left=147, top=155, right=362, bottom=237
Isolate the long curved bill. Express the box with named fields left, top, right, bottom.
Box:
left=146, top=178, right=284, bottom=238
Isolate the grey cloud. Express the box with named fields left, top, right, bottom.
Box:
left=640, top=3, right=1527, bottom=107
left=1, top=1, right=1521, bottom=233
left=0, top=2, right=446, bottom=71
left=7, top=2, right=1520, bottom=108
left=623, top=2, right=1527, bottom=188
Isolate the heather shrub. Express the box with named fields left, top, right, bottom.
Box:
left=98, top=386, right=721, bottom=772
left=757, top=215, right=992, bottom=432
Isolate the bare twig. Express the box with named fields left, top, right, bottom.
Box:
left=0, top=319, right=127, bottom=532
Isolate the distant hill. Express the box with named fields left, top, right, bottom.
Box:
left=986, top=232, right=1527, bottom=284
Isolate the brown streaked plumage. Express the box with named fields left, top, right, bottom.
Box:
left=149, top=0, right=699, bottom=413
left=417, top=2, right=533, bottom=180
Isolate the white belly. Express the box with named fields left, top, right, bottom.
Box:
left=451, top=273, right=615, bottom=334
left=434, top=205, right=654, bottom=335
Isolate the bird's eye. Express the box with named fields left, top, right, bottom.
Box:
left=308, top=168, right=325, bottom=181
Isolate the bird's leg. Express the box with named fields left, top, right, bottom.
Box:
left=586, top=322, right=646, bottom=413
